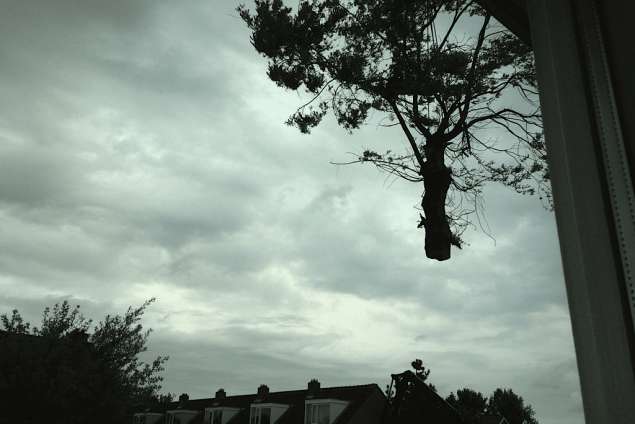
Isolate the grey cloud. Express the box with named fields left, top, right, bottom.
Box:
left=0, top=2, right=583, bottom=424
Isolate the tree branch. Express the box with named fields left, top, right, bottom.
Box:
left=295, top=78, right=336, bottom=111
left=465, top=107, right=540, bottom=131
left=390, top=100, right=426, bottom=169
left=438, top=0, right=474, bottom=51
left=444, top=13, right=491, bottom=142
left=411, top=94, right=434, bottom=139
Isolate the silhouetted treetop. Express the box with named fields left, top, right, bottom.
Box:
left=239, top=0, right=549, bottom=261
left=0, top=299, right=169, bottom=423
left=488, top=388, right=538, bottom=424
left=446, top=386, right=539, bottom=424
left=446, top=388, right=488, bottom=424
left=0, top=309, right=31, bottom=334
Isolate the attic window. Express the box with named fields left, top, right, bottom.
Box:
left=305, top=403, right=329, bottom=424
left=166, top=410, right=199, bottom=424
left=250, top=406, right=271, bottom=424
left=304, top=400, right=348, bottom=424
left=205, top=407, right=240, bottom=424
left=211, top=409, right=222, bottom=424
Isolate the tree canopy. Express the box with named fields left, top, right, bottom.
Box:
left=389, top=360, right=539, bottom=424
left=488, top=388, right=538, bottom=424
left=239, top=0, right=548, bottom=260
left=446, top=386, right=539, bottom=424
left=446, top=388, right=488, bottom=424
left=0, top=299, right=169, bottom=423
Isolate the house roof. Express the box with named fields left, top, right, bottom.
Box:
left=143, top=383, right=386, bottom=424
left=388, top=371, right=463, bottom=424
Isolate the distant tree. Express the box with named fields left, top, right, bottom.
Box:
left=144, top=392, right=176, bottom=412
left=411, top=358, right=436, bottom=392
left=91, top=299, right=169, bottom=405
left=0, top=299, right=169, bottom=423
left=488, top=388, right=538, bottom=424
left=32, top=300, right=92, bottom=337
left=385, top=383, right=395, bottom=400
left=446, top=388, right=488, bottom=424
left=445, top=386, right=539, bottom=424
left=0, top=309, right=30, bottom=334
left=239, top=0, right=548, bottom=260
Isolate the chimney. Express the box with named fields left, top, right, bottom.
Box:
left=257, top=384, right=269, bottom=398
left=215, top=388, right=227, bottom=400
left=307, top=379, right=321, bottom=397
left=178, top=393, right=189, bottom=408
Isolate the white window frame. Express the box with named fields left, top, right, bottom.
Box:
left=204, top=407, right=241, bottom=424
left=304, top=399, right=349, bottom=424
left=211, top=409, right=222, bottom=424
left=249, top=406, right=271, bottom=424
left=249, top=402, right=289, bottom=424
left=304, top=403, right=330, bottom=424
left=165, top=410, right=199, bottom=424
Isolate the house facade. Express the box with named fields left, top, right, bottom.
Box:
left=134, top=373, right=505, bottom=424
left=134, top=380, right=388, bottom=424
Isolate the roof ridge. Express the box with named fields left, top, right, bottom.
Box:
left=174, top=383, right=379, bottom=403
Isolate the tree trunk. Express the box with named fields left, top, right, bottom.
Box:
left=421, top=151, right=452, bottom=261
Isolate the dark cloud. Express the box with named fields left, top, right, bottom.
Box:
left=0, top=2, right=582, bottom=423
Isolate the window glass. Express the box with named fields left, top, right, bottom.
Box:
left=212, top=410, right=223, bottom=424
left=306, top=404, right=318, bottom=424
left=318, top=404, right=329, bottom=424
left=306, top=404, right=330, bottom=424
left=261, top=407, right=271, bottom=424
left=250, top=407, right=257, bottom=424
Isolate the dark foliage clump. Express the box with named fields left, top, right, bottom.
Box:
left=0, top=299, right=170, bottom=424
left=239, top=0, right=549, bottom=260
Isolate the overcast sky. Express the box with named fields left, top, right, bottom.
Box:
left=0, top=1, right=583, bottom=423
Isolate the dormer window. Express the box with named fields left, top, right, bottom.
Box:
left=166, top=410, right=199, bottom=424
left=250, top=406, right=271, bottom=424
left=212, top=409, right=222, bottom=424
left=249, top=403, right=288, bottom=424
left=304, top=400, right=348, bottom=424
left=204, top=407, right=240, bottom=424
left=305, top=403, right=329, bottom=424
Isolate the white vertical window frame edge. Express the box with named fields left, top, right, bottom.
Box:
left=527, top=0, right=635, bottom=421
left=575, top=0, right=635, bottom=331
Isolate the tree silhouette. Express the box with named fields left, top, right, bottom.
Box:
left=446, top=387, right=539, bottom=424
left=238, top=0, right=548, bottom=260
left=488, top=388, right=538, bottom=424
left=446, top=388, right=488, bottom=424
left=410, top=358, right=436, bottom=391
left=0, top=299, right=169, bottom=423
left=0, top=309, right=30, bottom=334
